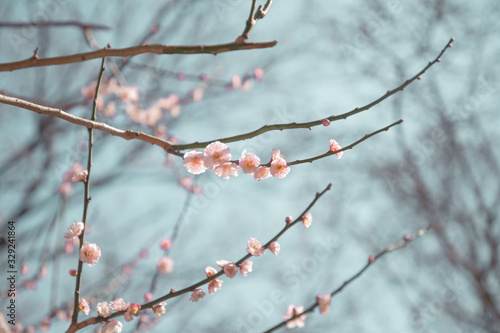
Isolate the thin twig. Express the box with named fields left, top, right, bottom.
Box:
left=0, top=21, right=111, bottom=30
left=65, top=184, right=332, bottom=332
left=237, top=0, right=275, bottom=42
left=70, top=57, right=106, bottom=325
left=0, top=41, right=278, bottom=72
left=172, top=38, right=454, bottom=151
left=0, top=94, right=176, bottom=153
left=263, top=226, right=431, bottom=332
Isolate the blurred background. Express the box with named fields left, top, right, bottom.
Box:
left=0, top=0, right=499, bottom=332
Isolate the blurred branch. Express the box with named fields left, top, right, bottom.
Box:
left=0, top=21, right=111, bottom=30
left=65, top=184, right=332, bottom=332
left=172, top=38, right=454, bottom=151
left=0, top=41, right=278, bottom=72
left=264, top=226, right=431, bottom=332
left=0, top=93, right=175, bottom=153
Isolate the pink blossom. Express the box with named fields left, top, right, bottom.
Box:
left=124, top=303, right=142, bottom=322
left=322, top=119, right=331, bottom=126
left=285, top=216, right=293, bottom=224
left=216, top=260, right=238, bottom=278
left=64, top=221, right=84, bottom=239
left=270, top=157, right=290, bottom=179
left=160, top=238, right=172, bottom=251
left=254, top=166, right=271, bottom=181
left=204, top=141, right=231, bottom=169
left=152, top=302, right=166, bottom=318
left=62, top=163, right=84, bottom=182
left=69, top=269, right=77, bottom=277
left=21, top=264, right=29, bottom=275
left=231, top=74, right=242, bottom=89
left=102, top=101, right=117, bottom=118
left=72, top=169, right=88, bottom=183
left=329, top=139, right=343, bottom=159
left=239, top=261, right=253, bottom=276
left=205, top=266, right=217, bottom=277
left=316, top=294, right=331, bottom=315
left=189, top=289, right=206, bottom=302
left=213, top=162, right=239, bottom=179
left=301, top=213, right=312, bottom=228
left=271, top=148, right=282, bottom=161
left=239, top=150, right=260, bottom=174
left=144, top=292, right=153, bottom=302
left=254, top=68, right=264, bottom=81
left=79, top=242, right=101, bottom=266
left=97, top=302, right=111, bottom=318
left=109, top=298, right=128, bottom=311
left=102, top=320, right=123, bottom=333
left=183, top=151, right=208, bottom=174
left=115, top=85, right=139, bottom=104
left=191, top=88, right=204, bottom=102
left=79, top=299, right=90, bottom=315
left=208, top=279, right=223, bottom=294
left=157, top=257, right=174, bottom=274
left=247, top=238, right=265, bottom=256
left=156, top=95, right=179, bottom=110
left=81, top=81, right=97, bottom=99
left=283, top=305, right=307, bottom=328
left=268, top=242, right=280, bottom=255
left=58, top=182, right=73, bottom=196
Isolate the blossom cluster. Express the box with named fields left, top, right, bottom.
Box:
left=183, top=142, right=290, bottom=180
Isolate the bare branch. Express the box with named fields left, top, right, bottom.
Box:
left=0, top=21, right=111, bottom=30
left=237, top=0, right=275, bottom=42
left=0, top=41, right=278, bottom=72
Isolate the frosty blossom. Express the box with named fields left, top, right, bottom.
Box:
left=124, top=303, right=142, bottom=322
left=283, top=305, right=307, bottom=328
left=79, top=242, right=101, bottom=266
left=152, top=302, right=166, bottom=318
left=79, top=299, right=90, bottom=315
left=216, top=260, right=238, bottom=278
left=254, top=166, right=271, bottom=181
left=102, top=320, right=123, bottom=333
left=213, top=162, right=239, bottom=179
left=183, top=151, right=207, bottom=175
left=109, top=298, right=128, bottom=311
left=301, top=213, right=313, bottom=228
left=247, top=238, right=265, bottom=256
left=204, top=141, right=231, bottom=169
left=239, top=261, right=253, bottom=277
left=329, top=139, right=343, bottom=159
left=189, top=289, right=206, bottom=302
left=316, top=294, right=331, bottom=315
left=208, top=279, right=223, bottom=294
left=97, top=302, right=112, bottom=318
left=64, top=222, right=84, bottom=240
left=268, top=242, right=280, bottom=255
left=239, top=150, right=260, bottom=174
left=157, top=257, right=174, bottom=274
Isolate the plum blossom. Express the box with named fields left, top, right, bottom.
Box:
left=213, top=162, right=239, bottom=179
left=144, top=292, right=153, bottom=302
left=79, top=299, right=90, bottom=315
left=254, top=166, right=271, bottom=181
left=239, top=261, right=253, bottom=277
left=69, top=269, right=77, bottom=276
left=152, top=302, right=166, bottom=318
left=97, top=302, right=111, bottom=318
left=189, top=289, right=206, bottom=302
left=102, top=320, right=123, bottom=333
left=247, top=238, right=265, bottom=256
left=254, top=68, right=264, bottom=81
left=124, top=303, right=141, bottom=322
left=231, top=74, right=242, bottom=89
left=301, top=213, right=312, bottom=228
left=268, top=242, right=280, bottom=255
left=283, top=305, right=307, bottom=328
left=329, top=139, right=343, bottom=159
left=316, top=294, right=331, bottom=315
left=270, top=149, right=290, bottom=178
left=109, top=298, right=128, bottom=311
left=322, top=119, right=331, bottom=126
left=183, top=151, right=207, bottom=175
left=160, top=238, right=172, bottom=251
left=157, top=257, right=174, bottom=274
left=239, top=149, right=260, bottom=174
left=205, top=266, right=217, bottom=277
left=58, top=182, right=73, bottom=196
left=79, top=242, right=101, bottom=266
left=208, top=279, right=223, bottom=294
left=64, top=222, right=84, bottom=240
left=216, top=260, right=238, bottom=278
left=204, top=141, right=231, bottom=169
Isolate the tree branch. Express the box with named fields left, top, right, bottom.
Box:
left=0, top=21, right=111, bottom=30
left=0, top=41, right=277, bottom=72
